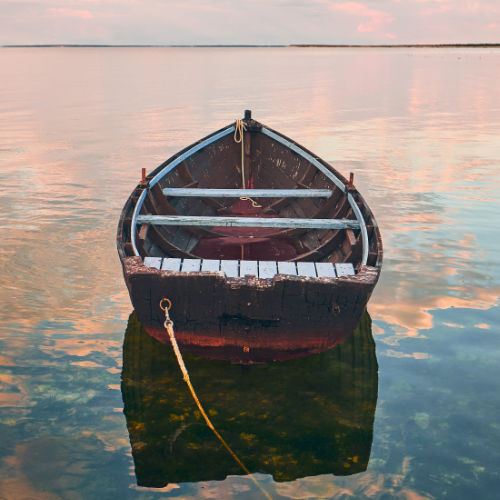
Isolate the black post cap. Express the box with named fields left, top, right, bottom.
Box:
left=244, top=110, right=252, bottom=120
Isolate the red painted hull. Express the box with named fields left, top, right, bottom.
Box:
left=145, top=323, right=353, bottom=363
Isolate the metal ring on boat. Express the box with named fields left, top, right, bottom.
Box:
left=160, top=298, right=172, bottom=311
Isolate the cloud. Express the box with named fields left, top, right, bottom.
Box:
left=46, top=8, right=94, bottom=19
left=168, top=1, right=234, bottom=14
left=420, top=3, right=453, bottom=16
left=474, top=323, right=491, bottom=330
left=1, top=0, right=500, bottom=44
left=328, top=2, right=394, bottom=33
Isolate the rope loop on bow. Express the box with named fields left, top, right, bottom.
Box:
left=233, top=119, right=247, bottom=144
left=234, top=119, right=262, bottom=207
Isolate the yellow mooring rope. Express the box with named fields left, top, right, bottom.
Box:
left=233, top=119, right=247, bottom=189
left=234, top=119, right=261, bottom=208
left=160, top=299, right=272, bottom=500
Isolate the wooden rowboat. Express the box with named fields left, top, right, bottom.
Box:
left=117, top=111, right=382, bottom=361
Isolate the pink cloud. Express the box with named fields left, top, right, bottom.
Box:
left=421, top=4, right=453, bottom=16
left=46, top=8, right=94, bottom=20
left=329, top=2, right=394, bottom=33
left=171, top=1, right=234, bottom=14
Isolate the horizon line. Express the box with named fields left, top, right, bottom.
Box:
left=2, top=43, right=500, bottom=48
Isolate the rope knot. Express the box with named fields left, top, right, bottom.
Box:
left=233, top=119, right=247, bottom=143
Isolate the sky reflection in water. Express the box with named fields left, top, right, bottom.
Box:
left=0, top=47, right=499, bottom=499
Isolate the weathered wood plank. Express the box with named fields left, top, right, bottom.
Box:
left=277, top=261, right=297, bottom=276
left=345, top=229, right=357, bottom=246
left=137, top=215, right=360, bottom=230
left=162, top=188, right=332, bottom=198
left=261, top=127, right=347, bottom=192
left=315, top=262, right=337, bottom=278
left=143, top=257, right=162, bottom=269
left=220, top=260, right=239, bottom=278
left=335, top=263, right=355, bottom=276
left=201, top=259, right=220, bottom=272
left=296, top=262, right=317, bottom=278
left=161, top=257, right=181, bottom=271
left=259, top=261, right=277, bottom=279
left=181, top=259, right=201, bottom=272
left=240, top=260, right=258, bottom=277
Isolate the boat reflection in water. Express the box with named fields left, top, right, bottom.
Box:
left=121, top=312, right=378, bottom=488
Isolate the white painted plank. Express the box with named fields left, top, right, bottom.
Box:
left=163, top=188, right=332, bottom=198
left=161, top=258, right=181, bottom=271
left=315, top=262, right=337, bottom=278
left=335, top=263, right=355, bottom=277
left=201, top=259, right=220, bottom=272
left=136, top=215, right=360, bottom=230
left=143, top=257, right=162, bottom=269
left=220, top=260, right=239, bottom=278
left=181, top=259, right=201, bottom=272
left=277, top=261, right=297, bottom=276
left=296, top=262, right=317, bottom=278
left=259, top=261, right=277, bottom=279
left=240, top=260, right=258, bottom=277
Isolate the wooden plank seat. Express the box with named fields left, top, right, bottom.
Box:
left=137, top=215, right=360, bottom=230
left=162, top=188, right=333, bottom=198
left=143, top=257, right=355, bottom=278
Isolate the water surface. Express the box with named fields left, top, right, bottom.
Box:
left=0, top=47, right=499, bottom=499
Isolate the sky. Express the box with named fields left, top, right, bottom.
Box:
left=1, top=0, right=499, bottom=45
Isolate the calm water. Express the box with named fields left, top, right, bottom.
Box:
left=1, top=47, right=499, bottom=499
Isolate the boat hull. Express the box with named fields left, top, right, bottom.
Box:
left=122, top=255, right=379, bottom=362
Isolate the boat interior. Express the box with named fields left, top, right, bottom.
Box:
left=118, top=118, right=382, bottom=273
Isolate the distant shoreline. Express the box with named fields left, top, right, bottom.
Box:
left=2, top=43, right=500, bottom=48
left=290, top=43, right=500, bottom=48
